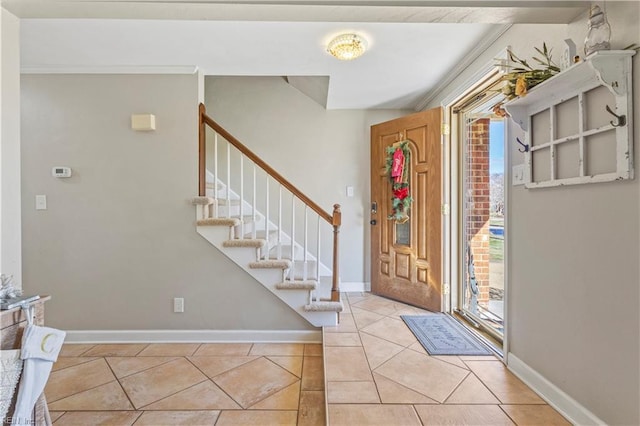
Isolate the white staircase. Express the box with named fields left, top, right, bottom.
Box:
left=192, top=185, right=342, bottom=327
left=195, top=105, right=343, bottom=327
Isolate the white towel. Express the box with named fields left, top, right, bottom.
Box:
left=12, top=325, right=65, bottom=425
left=19, top=325, right=66, bottom=362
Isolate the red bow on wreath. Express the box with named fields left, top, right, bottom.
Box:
left=393, top=187, right=409, bottom=200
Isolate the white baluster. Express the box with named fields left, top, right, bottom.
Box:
left=252, top=165, right=257, bottom=239
left=290, top=196, right=295, bottom=281
left=239, top=155, right=244, bottom=238
left=303, top=206, right=308, bottom=281
left=265, top=176, right=270, bottom=260
left=226, top=141, right=231, bottom=219
left=316, top=215, right=321, bottom=294
left=214, top=133, right=219, bottom=211
left=278, top=186, right=282, bottom=260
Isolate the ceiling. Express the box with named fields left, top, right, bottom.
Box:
left=7, top=1, right=590, bottom=110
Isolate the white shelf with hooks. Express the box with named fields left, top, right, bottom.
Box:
left=504, top=50, right=635, bottom=188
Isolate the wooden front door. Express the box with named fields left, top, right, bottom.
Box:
left=370, top=107, right=442, bottom=311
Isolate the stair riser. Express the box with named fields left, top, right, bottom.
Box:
left=300, top=310, right=338, bottom=327
left=196, top=225, right=338, bottom=326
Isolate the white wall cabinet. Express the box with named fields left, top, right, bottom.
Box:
left=505, top=50, right=635, bottom=188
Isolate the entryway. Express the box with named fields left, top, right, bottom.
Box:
left=369, top=70, right=507, bottom=347
left=448, top=69, right=507, bottom=344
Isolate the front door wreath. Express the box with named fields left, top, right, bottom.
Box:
left=385, top=140, right=412, bottom=223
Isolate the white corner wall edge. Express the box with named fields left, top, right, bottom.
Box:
left=65, top=329, right=321, bottom=344
left=507, top=353, right=605, bottom=426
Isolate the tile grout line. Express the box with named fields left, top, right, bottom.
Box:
left=322, top=326, right=329, bottom=426
left=411, top=404, right=425, bottom=426
left=50, top=356, right=100, bottom=373
left=440, top=370, right=472, bottom=404
left=103, top=356, right=139, bottom=411
left=46, top=358, right=119, bottom=405
left=133, top=375, right=216, bottom=410
left=181, top=356, right=245, bottom=409
left=137, top=343, right=203, bottom=357
left=463, top=368, right=505, bottom=405
left=134, top=344, right=150, bottom=356
left=106, top=356, right=181, bottom=380
left=73, top=344, right=96, bottom=357
left=497, top=404, right=519, bottom=425
left=129, top=410, right=145, bottom=425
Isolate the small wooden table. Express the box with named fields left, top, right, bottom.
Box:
left=1, top=296, right=51, bottom=425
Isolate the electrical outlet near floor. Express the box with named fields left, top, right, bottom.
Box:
left=173, top=297, right=184, bottom=313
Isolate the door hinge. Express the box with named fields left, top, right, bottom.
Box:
left=443, top=283, right=450, bottom=295
left=441, top=123, right=450, bottom=135
left=441, top=204, right=450, bottom=215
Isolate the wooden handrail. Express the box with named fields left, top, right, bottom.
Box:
left=199, top=103, right=335, bottom=225
left=198, top=103, right=341, bottom=305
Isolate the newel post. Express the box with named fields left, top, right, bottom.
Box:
left=331, top=204, right=341, bottom=302
left=198, top=103, right=206, bottom=197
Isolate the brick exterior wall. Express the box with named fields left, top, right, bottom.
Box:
left=465, top=118, right=490, bottom=307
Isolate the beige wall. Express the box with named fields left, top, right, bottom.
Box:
left=430, top=5, right=640, bottom=424
left=21, top=74, right=313, bottom=331
left=205, top=76, right=410, bottom=285
left=1, top=8, right=21, bottom=286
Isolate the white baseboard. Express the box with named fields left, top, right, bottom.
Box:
left=340, top=282, right=370, bottom=292
left=507, top=353, right=605, bottom=426
left=65, top=329, right=321, bottom=344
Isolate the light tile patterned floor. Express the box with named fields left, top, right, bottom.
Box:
left=325, top=293, right=571, bottom=425
left=47, top=343, right=324, bottom=425
left=47, top=292, right=571, bottom=425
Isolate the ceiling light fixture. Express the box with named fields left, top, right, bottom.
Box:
left=327, top=33, right=367, bottom=61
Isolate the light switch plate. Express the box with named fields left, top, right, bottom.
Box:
left=35, top=195, right=47, bottom=210
left=346, top=186, right=354, bottom=197
left=512, top=164, right=526, bottom=186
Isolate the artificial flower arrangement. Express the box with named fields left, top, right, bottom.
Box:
left=491, top=43, right=561, bottom=117
left=385, top=141, right=412, bottom=222
left=499, top=43, right=561, bottom=100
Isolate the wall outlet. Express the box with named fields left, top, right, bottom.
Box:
left=173, top=297, right=184, bottom=313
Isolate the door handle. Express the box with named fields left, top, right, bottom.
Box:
left=370, top=219, right=377, bottom=225
left=371, top=202, right=377, bottom=214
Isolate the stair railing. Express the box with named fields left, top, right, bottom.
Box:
left=199, top=103, right=341, bottom=302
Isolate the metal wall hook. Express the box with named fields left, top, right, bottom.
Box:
left=605, top=105, right=626, bottom=127
left=516, top=137, right=529, bottom=153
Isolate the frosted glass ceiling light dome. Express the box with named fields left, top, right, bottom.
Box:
left=327, top=34, right=367, bottom=61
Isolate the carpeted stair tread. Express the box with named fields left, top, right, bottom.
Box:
left=191, top=196, right=215, bottom=206
left=249, top=259, right=292, bottom=269
left=197, top=218, right=241, bottom=227
left=304, top=301, right=343, bottom=312
left=275, top=280, right=317, bottom=290
left=223, top=239, right=267, bottom=248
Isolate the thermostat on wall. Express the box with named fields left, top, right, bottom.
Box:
left=52, top=167, right=72, bottom=178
